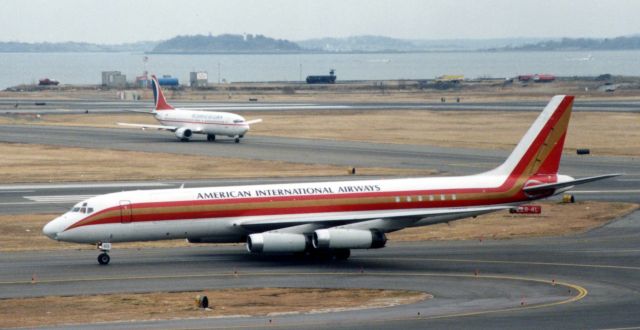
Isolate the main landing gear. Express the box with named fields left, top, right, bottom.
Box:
left=295, top=248, right=351, bottom=260
left=96, top=242, right=112, bottom=265
left=207, top=134, right=216, bottom=142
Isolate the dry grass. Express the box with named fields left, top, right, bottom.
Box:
left=389, top=201, right=639, bottom=241
left=1, top=109, right=637, bottom=157
left=0, top=143, right=435, bottom=184
left=0, top=287, right=428, bottom=328
left=3, top=201, right=636, bottom=252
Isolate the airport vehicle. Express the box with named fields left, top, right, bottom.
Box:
left=118, top=75, right=261, bottom=143
left=306, top=69, right=336, bottom=84
left=43, top=95, right=618, bottom=264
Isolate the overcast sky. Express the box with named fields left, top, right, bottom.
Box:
left=2, top=0, right=639, bottom=43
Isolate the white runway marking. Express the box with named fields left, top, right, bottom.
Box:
left=23, top=195, right=96, bottom=203
left=0, top=182, right=170, bottom=190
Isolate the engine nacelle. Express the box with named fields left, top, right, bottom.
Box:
left=246, top=233, right=308, bottom=253
left=175, top=127, right=192, bottom=140
left=312, top=229, right=386, bottom=250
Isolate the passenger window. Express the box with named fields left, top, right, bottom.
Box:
left=440, top=194, right=446, bottom=201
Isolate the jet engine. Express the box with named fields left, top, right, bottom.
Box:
left=175, top=127, right=192, bottom=141
left=246, top=233, right=308, bottom=253
left=312, top=229, right=387, bottom=250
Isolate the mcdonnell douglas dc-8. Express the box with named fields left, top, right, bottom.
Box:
left=44, top=95, right=618, bottom=264
left=118, top=75, right=262, bottom=143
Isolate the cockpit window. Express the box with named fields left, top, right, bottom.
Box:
left=87, top=208, right=94, bottom=214
left=80, top=207, right=86, bottom=213
left=72, top=207, right=80, bottom=212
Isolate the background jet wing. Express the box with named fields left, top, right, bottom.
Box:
left=238, top=205, right=513, bottom=232
left=246, top=119, right=263, bottom=125
left=122, top=109, right=154, bottom=114
left=117, top=122, right=178, bottom=131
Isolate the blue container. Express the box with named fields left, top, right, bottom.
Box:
left=157, top=77, right=179, bottom=86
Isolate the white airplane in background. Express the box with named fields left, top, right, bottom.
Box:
left=44, top=95, right=619, bottom=265
left=118, top=75, right=262, bottom=143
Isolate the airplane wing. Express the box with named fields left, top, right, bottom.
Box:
left=117, top=122, right=178, bottom=131
left=246, top=119, right=263, bottom=125
left=523, top=173, right=622, bottom=194
left=239, top=205, right=512, bottom=232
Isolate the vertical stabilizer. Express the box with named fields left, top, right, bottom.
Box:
left=151, top=75, right=174, bottom=111
left=491, top=95, right=574, bottom=179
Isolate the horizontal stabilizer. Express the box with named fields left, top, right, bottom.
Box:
left=523, top=174, right=621, bottom=193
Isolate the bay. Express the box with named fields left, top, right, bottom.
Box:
left=1, top=50, right=638, bottom=90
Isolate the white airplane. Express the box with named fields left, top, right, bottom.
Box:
left=44, top=95, right=619, bottom=265
left=118, top=75, right=262, bottom=143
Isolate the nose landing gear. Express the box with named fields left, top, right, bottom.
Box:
left=96, top=242, right=112, bottom=265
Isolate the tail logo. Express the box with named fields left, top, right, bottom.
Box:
left=151, top=75, right=174, bottom=111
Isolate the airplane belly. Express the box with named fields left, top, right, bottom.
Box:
left=59, top=219, right=244, bottom=243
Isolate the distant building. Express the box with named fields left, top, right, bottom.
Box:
left=190, top=71, right=208, bottom=88
left=436, top=75, right=464, bottom=83
left=101, top=71, right=127, bottom=88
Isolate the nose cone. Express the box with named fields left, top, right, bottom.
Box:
left=43, top=218, right=62, bottom=240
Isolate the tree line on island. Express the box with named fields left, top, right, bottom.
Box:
left=3, top=33, right=640, bottom=53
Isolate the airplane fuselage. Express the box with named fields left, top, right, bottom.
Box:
left=156, top=109, right=250, bottom=137
left=42, top=172, right=572, bottom=245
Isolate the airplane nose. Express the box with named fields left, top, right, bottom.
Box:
left=43, top=219, right=59, bottom=240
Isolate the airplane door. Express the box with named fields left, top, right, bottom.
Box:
left=119, top=200, right=132, bottom=223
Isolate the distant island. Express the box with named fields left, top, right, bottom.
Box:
left=3, top=33, right=640, bottom=53
left=497, top=35, right=640, bottom=51
left=0, top=41, right=156, bottom=53
left=150, top=34, right=302, bottom=54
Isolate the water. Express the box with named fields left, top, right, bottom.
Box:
left=1, top=50, right=639, bottom=90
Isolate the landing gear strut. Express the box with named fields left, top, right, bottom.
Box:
left=97, top=242, right=112, bottom=265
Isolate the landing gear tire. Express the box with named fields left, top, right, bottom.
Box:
left=207, top=134, right=216, bottom=142
left=180, top=138, right=189, bottom=142
left=333, top=249, right=351, bottom=260
left=97, top=253, right=110, bottom=265
left=234, top=137, right=240, bottom=143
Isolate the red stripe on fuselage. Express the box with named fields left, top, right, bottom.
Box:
left=64, top=97, right=572, bottom=231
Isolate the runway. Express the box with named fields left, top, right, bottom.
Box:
left=1, top=99, right=640, bottom=114
left=0, top=124, right=637, bottom=177
left=2, top=211, right=639, bottom=329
